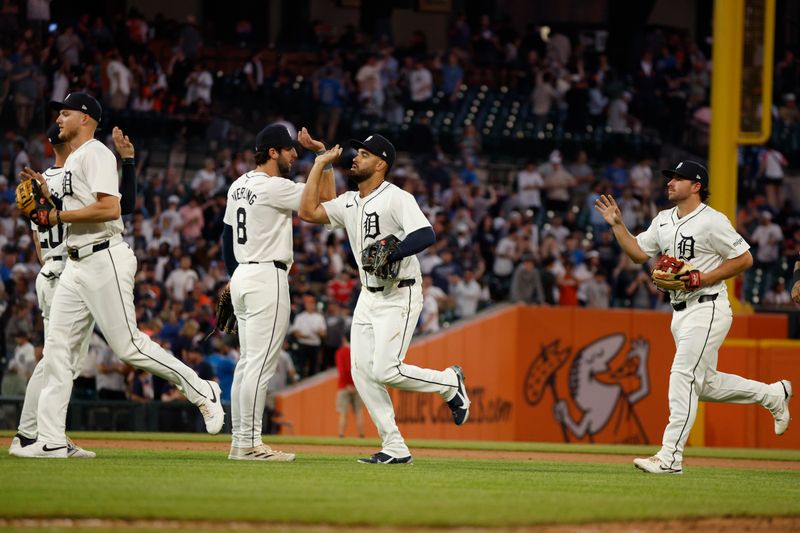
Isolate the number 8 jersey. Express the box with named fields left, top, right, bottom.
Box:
left=32, top=167, right=67, bottom=261
left=223, top=171, right=305, bottom=266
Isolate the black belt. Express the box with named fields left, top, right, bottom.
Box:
left=246, top=260, right=287, bottom=271
left=49, top=256, right=63, bottom=261
left=366, top=279, right=415, bottom=292
left=672, top=293, right=717, bottom=312
left=67, top=240, right=110, bottom=261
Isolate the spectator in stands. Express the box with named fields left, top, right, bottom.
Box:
left=758, top=143, right=788, bottom=209
left=165, top=255, right=199, bottom=302
left=630, top=158, right=654, bottom=200
left=334, top=334, right=364, bottom=438
left=290, top=293, right=326, bottom=377
left=10, top=51, right=40, bottom=130
left=607, top=91, right=637, bottom=133
left=183, top=342, right=216, bottom=382
left=179, top=15, right=203, bottom=60
left=107, top=49, right=133, bottom=110
left=541, top=150, right=575, bottom=214
left=531, top=71, right=557, bottom=131
left=56, top=25, right=82, bottom=67
left=185, top=61, right=213, bottom=106
left=581, top=268, right=612, bottom=308
left=322, top=301, right=349, bottom=371
left=617, top=257, right=657, bottom=309
left=128, top=369, right=154, bottom=402
left=313, top=58, right=346, bottom=143
left=516, top=160, right=544, bottom=214
left=458, top=123, right=481, bottom=163
left=420, top=274, right=444, bottom=334
left=603, top=156, right=628, bottom=197
left=763, top=278, right=793, bottom=307
left=450, top=268, right=483, bottom=319
left=438, top=51, right=463, bottom=107
left=510, top=254, right=544, bottom=304
left=409, top=57, right=433, bottom=110
left=356, top=54, right=383, bottom=116
left=241, top=50, right=264, bottom=103
left=557, top=260, right=579, bottom=306
left=542, top=215, right=570, bottom=251
left=778, top=93, right=798, bottom=125
left=1, top=332, right=35, bottom=395
left=750, top=210, right=784, bottom=295
left=568, top=150, right=594, bottom=208
left=178, top=194, right=205, bottom=243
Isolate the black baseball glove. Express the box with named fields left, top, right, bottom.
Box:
left=361, top=235, right=401, bottom=280
left=216, top=286, right=237, bottom=334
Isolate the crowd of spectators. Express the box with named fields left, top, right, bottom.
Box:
left=0, top=6, right=798, bottom=423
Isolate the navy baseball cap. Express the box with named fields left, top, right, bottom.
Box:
left=255, top=124, right=295, bottom=152
left=661, top=160, right=709, bottom=188
left=350, top=134, right=396, bottom=169
left=50, top=92, right=103, bottom=123
left=46, top=123, right=65, bottom=146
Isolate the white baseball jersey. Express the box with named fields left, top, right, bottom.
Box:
left=636, top=203, right=750, bottom=303
left=60, top=139, right=123, bottom=249
left=322, top=181, right=429, bottom=288
left=31, top=166, right=67, bottom=261
left=223, top=171, right=305, bottom=266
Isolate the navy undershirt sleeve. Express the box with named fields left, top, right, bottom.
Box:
left=389, top=226, right=436, bottom=261
left=120, top=160, right=137, bottom=215
left=222, top=223, right=238, bottom=276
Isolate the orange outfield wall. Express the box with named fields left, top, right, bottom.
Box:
left=275, top=305, right=800, bottom=449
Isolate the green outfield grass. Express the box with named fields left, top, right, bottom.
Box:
left=1, top=433, right=800, bottom=529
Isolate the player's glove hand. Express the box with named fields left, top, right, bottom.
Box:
left=215, top=286, right=238, bottom=335
left=361, top=235, right=401, bottom=280
left=16, top=176, right=55, bottom=229
left=651, top=255, right=701, bottom=291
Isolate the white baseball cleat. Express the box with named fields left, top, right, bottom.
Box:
left=633, top=455, right=682, bottom=475
left=9, top=440, right=68, bottom=459
left=66, top=437, right=96, bottom=458
left=228, top=444, right=296, bottom=462
left=199, top=380, right=225, bottom=434
left=8, top=433, right=35, bottom=455
left=772, top=380, right=792, bottom=436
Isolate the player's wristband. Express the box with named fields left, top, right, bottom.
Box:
left=316, top=149, right=333, bottom=171
left=122, top=157, right=135, bottom=165
left=55, top=210, right=62, bottom=225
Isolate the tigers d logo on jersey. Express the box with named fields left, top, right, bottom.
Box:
left=677, top=233, right=696, bottom=261
left=363, top=212, right=380, bottom=239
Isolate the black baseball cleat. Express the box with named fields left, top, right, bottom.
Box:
left=357, top=452, right=413, bottom=465
left=447, top=365, right=471, bottom=425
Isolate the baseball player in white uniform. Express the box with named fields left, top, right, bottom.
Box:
left=299, top=134, right=470, bottom=464
left=596, top=160, right=792, bottom=474
left=10, top=124, right=138, bottom=458
left=10, top=92, right=223, bottom=459
left=222, top=124, right=334, bottom=461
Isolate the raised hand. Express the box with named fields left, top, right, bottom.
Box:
left=315, top=145, right=342, bottom=166
left=594, top=194, right=623, bottom=227
left=298, top=126, right=325, bottom=153
left=112, top=127, right=135, bottom=158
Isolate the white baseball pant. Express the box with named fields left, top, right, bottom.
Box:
left=230, top=262, right=291, bottom=448
left=36, top=240, right=215, bottom=445
left=350, top=282, right=458, bottom=458
left=17, top=261, right=92, bottom=439
left=657, top=297, right=787, bottom=470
